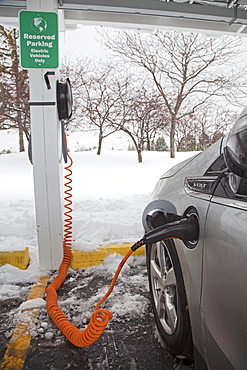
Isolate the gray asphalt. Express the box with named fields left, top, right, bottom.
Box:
left=0, top=264, right=194, bottom=370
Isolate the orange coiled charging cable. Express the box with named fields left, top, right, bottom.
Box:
left=46, top=149, right=145, bottom=347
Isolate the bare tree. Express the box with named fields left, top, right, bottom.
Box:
left=61, top=59, right=127, bottom=155
left=111, top=80, right=168, bottom=162
left=130, top=82, right=169, bottom=151
left=0, top=26, right=30, bottom=152
left=98, top=29, right=246, bottom=157
left=61, top=58, right=167, bottom=161
left=194, top=103, right=238, bottom=150
left=81, top=66, right=124, bottom=155
left=175, top=114, right=197, bottom=152
left=175, top=102, right=239, bottom=151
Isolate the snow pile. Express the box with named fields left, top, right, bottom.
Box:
left=0, top=263, right=48, bottom=286
left=0, top=284, right=23, bottom=300
left=18, top=297, right=46, bottom=312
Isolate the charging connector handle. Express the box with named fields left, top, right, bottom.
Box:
left=143, top=214, right=199, bottom=245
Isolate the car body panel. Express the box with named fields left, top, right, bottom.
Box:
left=202, top=197, right=247, bottom=369
left=148, top=136, right=247, bottom=369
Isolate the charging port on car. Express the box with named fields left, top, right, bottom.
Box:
left=183, top=207, right=199, bottom=249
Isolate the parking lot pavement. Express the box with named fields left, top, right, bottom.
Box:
left=0, top=263, right=194, bottom=370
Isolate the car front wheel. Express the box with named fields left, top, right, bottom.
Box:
left=147, top=239, right=193, bottom=357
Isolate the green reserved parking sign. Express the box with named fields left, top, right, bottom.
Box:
left=19, top=10, right=59, bottom=69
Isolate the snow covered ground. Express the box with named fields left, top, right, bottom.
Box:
left=0, top=147, right=197, bottom=305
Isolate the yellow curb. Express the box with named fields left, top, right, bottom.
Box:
left=0, top=248, right=30, bottom=270
left=70, top=243, right=145, bottom=269
left=0, top=276, right=49, bottom=370
left=0, top=243, right=145, bottom=271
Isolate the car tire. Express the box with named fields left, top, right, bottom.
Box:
left=147, top=239, right=193, bottom=357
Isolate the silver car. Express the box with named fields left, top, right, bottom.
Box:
left=142, top=108, right=247, bottom=370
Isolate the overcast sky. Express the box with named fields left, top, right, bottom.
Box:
left=61, top=26, right=106, bottom=61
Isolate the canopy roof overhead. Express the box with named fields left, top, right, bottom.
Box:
left=0, top=0, right=247, bottom=35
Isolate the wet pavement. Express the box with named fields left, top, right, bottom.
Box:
left=0, top=261, right=194, bottom=370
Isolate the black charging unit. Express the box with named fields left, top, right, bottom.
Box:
left=28, top=78, right=73, bottom=164
left=57, top=78, right=73, bottom=121
left=57, top=78, right=73, bottom=163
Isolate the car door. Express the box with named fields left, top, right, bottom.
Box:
left=201, top=169, right=247, bottom=370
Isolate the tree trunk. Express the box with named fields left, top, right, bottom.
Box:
left=170, top=115, right=176, bottom=158
left=97, top=135, right=103, bottom=155
left=19, top=127, right=25, bottom=152
left=137, top=149, right=143, bottom=163
left=146, top=136, right=151, bottom=151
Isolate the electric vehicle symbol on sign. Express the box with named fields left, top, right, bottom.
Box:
left=143, top=108, right=247, bottom=370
